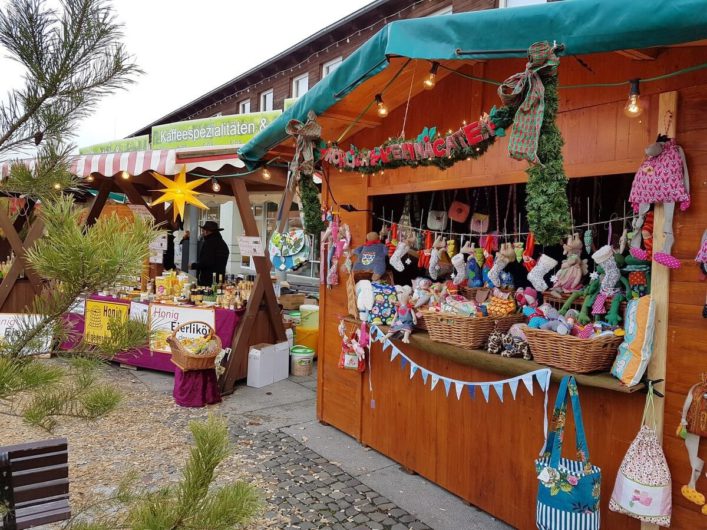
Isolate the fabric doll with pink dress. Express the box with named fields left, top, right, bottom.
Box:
left=629, top=138, right=690, bottom=269
left=552, top=234, right=588, bottom=293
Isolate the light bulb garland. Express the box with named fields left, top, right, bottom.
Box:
left=211, top=177, right=221, bottom=193
left=375, top=94, right=388, bottom=117
left=623, top=79, right=645, bottom=118
left=423, top=62, right=439, bottom=90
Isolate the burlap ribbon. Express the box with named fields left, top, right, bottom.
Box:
left=285, top=110, right=321, bottom=178
left=498, top=42, right=559, bottom=164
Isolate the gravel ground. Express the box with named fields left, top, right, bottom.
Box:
left=0, top=362, right=429, bottom=530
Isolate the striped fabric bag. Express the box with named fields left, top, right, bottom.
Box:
left=535, top=376, right=602, bottom=529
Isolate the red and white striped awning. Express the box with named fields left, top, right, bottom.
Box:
left=1, top=146, right=244, bottom=180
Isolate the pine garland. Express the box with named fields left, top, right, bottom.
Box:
left=525, top=74, right=571, bottom=246
left=299, top=173, right=325, bottom=236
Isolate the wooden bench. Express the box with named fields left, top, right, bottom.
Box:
left=0, top=438, right=70, bottom=530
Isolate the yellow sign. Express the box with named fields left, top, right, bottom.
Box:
left=84, top=299, right=129, bottom=345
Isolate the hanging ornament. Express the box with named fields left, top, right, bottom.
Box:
left=151, top=166, right=208, bottom=221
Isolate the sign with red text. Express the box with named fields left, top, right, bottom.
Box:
left=148, top=304, right=215, bottom=354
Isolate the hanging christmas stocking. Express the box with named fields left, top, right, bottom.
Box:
left=390, top=240, right=410, bottom=272
left=528, top=254, right=558, bottom=293
left=467, top=255, right=483, bottom=287
left=592, top=245, right=620, bottom=315
left=522, top=232, right=536, bottom=272
left=451, top=253, right=466, bottom=285
left=418, top=230, right=433, bottom=269
left=429, top=248, right=441, bottom=280
left=513, top=241, right=524, bottom=262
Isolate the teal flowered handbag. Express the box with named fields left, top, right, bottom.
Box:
left=269, top=229, right=310, bottom=271
left=535, top=376, right=602, bottom=530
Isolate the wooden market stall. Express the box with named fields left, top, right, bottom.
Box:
left=0, top=147, right=287, bottom=394
left=238, top=1, right=707, bottom=528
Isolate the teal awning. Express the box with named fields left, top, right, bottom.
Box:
left=238, top=0, right=707, bottom=168
left=88, top=189, right=128, bottom=204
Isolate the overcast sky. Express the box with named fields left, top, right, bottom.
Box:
left=1, top=0, right=372, bottom=151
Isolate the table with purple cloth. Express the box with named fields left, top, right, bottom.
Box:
left=63, top=294, right=243, bottom=407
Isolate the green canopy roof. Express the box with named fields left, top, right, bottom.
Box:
left=238, top=0, right=707, bottom=168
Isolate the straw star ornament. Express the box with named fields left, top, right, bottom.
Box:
left=151, top=166, right=208, bottom=221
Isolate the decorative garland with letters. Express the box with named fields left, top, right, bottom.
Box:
left=319, top=105, right=515, bottom=174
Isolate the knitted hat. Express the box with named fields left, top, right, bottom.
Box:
left=592, top=244, right=614, bottom=265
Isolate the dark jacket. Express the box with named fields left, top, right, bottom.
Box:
left=180, top=235, right=190, bottom=271
left=192, top=231, right=229, bottom=285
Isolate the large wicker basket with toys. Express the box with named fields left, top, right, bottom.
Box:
left=524, top=327, right=622, bottom=373
left=169, top=321, right=222, bottom=371
left=424, top=310, right=525, bottom=349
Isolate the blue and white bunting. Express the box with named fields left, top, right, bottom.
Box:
left=368, top=325, right=552, bottom=411
left=455, top=381, right=465, bottom=400
left=443, top=378, right=452, bottom=397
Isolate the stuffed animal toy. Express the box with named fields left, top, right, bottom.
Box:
left=676, top=374, right=707, bottom=516
left=552, top=233, right=588, bottom=293
left=411, top=277, right=433, bottom=308
left=515, top=287, right=538, bottom=309
left=385, top=287, right=417, bottom=344
left=352, top=231, right=388, bottom=280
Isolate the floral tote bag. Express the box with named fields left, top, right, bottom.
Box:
left=535, top=376, right=602, bottom=530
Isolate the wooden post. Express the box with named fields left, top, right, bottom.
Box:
left=83, top=180, right=112, bottom=227
left=220, top=177, right=286, bottom=394
left=642, top=91, right=677, bottom=530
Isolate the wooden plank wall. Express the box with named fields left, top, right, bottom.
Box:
left=319, top=47, right=707, bottom=529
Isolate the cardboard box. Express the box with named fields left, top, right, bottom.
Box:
left=273, top=341, right=290, bottom=383
left=247, top=343, right=275, bottom=388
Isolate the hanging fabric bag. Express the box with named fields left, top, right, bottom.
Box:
left=610, top=384, right=672, bottom=526
left=427, top=191, right=448, bottom=231
left=448, top=190, right=471, bottom=223
left=536, top=375, right=602, bottom=530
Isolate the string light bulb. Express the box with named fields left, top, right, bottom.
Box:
left=623, top=79, right=645, bottom=118
left=375, top=94, right=388, bottom=117
left=211, top=178, right=221, bottom=193
left=121, top=170, right=130, bottom=180
left=423, top=62, right=439, bottom=90
left=262, top=168, right=272, bottom=181
left=53, top=182, right=61, bottom=190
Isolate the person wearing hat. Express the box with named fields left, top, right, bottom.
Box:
left=191, top=221, right=229, bottom=286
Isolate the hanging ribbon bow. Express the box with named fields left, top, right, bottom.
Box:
left=498, top=41, right=559, bottom=164
left=285, top=110, right=322, bottom=179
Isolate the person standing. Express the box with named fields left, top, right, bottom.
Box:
left=191, top=221, right=229, bottom=286
left=179, top=230, right=190, bottom=272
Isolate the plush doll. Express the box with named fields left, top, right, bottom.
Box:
left=630, top=211, right=654, bottom=261
left=411, top=277, right=433, bottom=308
left=552, top=234, right=588, bottom=293
left=352, top=231, right=388, bottom=280
left=385, top=287, right=417, bottom=344
left=591, top=245, right=621, bottom=316
left=355, top=279, right=374, bottom=321
left=515, top=287, right=538, bottom=309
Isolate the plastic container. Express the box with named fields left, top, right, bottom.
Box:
left=284, top=310, right=301, bottom=326
left=299, top=304, right=319, bottom=329
left=290, top=345, right=315, bottom=376
left=294, top=326, right=318, bottom=356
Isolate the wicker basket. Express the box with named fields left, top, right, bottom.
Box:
left=424, top=311, right=525, bottom=349
left=544, top=291, right=627, bottom=315
left=415, top=310, right=428, bottom=331
left=169, top=321, right=222, bottom=372
left=524, top=327, right=623, bottom=373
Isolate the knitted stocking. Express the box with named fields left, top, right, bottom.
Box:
left=528, top=254, right=558, bottom=293
left=513, top=241, right=524, bottom=262
left=452, top=253, right=466, bottom=285
left=429, top=248, right=440, bottom=280
left=600, top=255, right=620, bottom=296
left=467, top=256, right=483, bottom=287
left=488, top=254, right=510, bottom=288
left=390, top=241, right=410, bottom=272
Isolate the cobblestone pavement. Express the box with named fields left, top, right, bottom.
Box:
left=233, top=427, right=431, bottom=530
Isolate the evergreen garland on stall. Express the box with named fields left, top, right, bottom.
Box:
left=299, top=173, right=325, bottom=236
left=525, top=74, right=571, bottom=246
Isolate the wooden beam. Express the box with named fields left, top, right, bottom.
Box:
left=642, top=90, right=677, bottom=530
left=220, top=178, right=286, bottom=394
left=0, top=210, right=44, bottom=289
left=615, top=48, right=660, bottom=61
left=0, top=218, right=45, bottom=309
left=83, top=180, right=112, bottom=227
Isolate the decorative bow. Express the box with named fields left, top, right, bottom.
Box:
left=498, top=41, right=559, bottom=164
left=285, top=110, right=322, bottom=178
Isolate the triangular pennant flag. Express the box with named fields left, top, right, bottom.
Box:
left=492, top=382, right=504, bottom=403
left=410, top=363, right=419, bottom=380
left=480, top=383, right=491, bottom=402
left=400, top=356, right=408, bottom=370
left=508, top=378, right=519, bottom=400
left=382, top=339, right=392, bottom=352
left=390, top=347, right=399, bottom=361
left=522, top=373, right=534, bottom=396
left=420, top=369, right=429, bottom=385
left=455, top=381, right=465, bottom=400
left=535, top=370, right=549, bottom=392
left=467, top=385, right=476, bottom=400
left=443, top=378, right=452, bottom=397
left=431, top=374, right=440, bottom=391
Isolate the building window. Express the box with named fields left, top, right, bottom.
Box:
left=322, top=57, right=343, bottom=77
left=500, top=0, right=547, bottom=7
left=292, top=73, right=309, bottom=98
left=238, top=99, right=250, bottom=114
left=428, top=5, right=453, bottom=16
left=260, top=89, right=273, bottom=111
